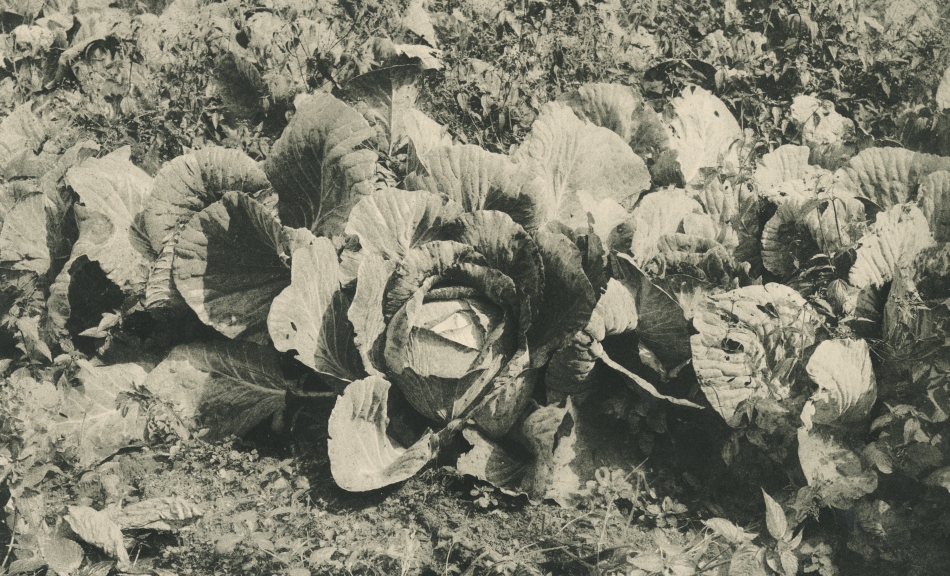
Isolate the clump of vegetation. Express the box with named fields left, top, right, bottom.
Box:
left=2, top=0, right=950, bottom=574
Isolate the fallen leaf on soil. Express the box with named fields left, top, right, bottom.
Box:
left=64, top=505, right=130, bottom=564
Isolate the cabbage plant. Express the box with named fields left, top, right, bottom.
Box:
left=266, top=188, right=599, bottom=490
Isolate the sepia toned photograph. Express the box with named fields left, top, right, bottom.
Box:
left=1, top=0, right=949, bottom=574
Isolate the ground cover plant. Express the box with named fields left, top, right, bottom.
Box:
left=2, top=0, right=950, bottom=574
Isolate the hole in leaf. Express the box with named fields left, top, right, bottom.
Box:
left=720, top=338, right=743, bottom=354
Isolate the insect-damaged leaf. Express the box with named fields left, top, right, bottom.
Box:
left=143, top=340, right=295, bottom=441
left=267, top=229, right=364, bottom=389
left=691, top=283, right=821, bottom=425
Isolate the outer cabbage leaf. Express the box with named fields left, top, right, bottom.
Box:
left=212, top=50, right=266, bottom=121
left=267, top=230, right=364, bottom=388
left=465, top=347, right=537, bottom=439
left=47, top=147, right=153, bottom=337
left=39, top=140, right=100, bottom=275
left=665, top=86, right=742, bottom=184
left=48, top=361, right=148, bottom=468
left=545, top=331, right=598, bottom=404
left=173, top=191, right=292, bottom=340
left=403, top=109, right=453, bottom=173
left=546, top=273, right=701, bottom=407
left=328, top=375, right=435, bottom=491
left=0, top=102, right=45, bottom=174
left=801, top=339, right=877, bottom=429
left=622, top=188, right=704, bottom=267
left=611, top=253, right=692, bottom=369
left=143, top=340, right=295, bottom=441
left=797, top=426, right=878, bottom=509
left=754, top=145, right=833, bottom=205
left=557, top=82, right=669, bottom=159
left=849, top=203, right=934, bottom=289
left=345, top=188, right=462, bottom=262
left=458, top=397, right=643, bottom=506
left=513, top=102, right=651, bottom=232
left=406, top=145, right=545, bottom=232
left=527, top=229, right=596, bottom=366
left=0, top=191, right=50, bottom=274
left=761, top=191, right=866, bottom=278
left=62, top=146, right=153, bottom=292
left=917, top=170, right=950, bottom=241
left=789, top=95, right=854, bottom=148
left=835, top=147, right=950, bottom=209
left=691, top=283, right=821, bottom=425
left=142, top=147, right=270, bottom=253
left=264, top=92, right=378, bottom=236
left=349, top=254, right=397, bottom=376
left=346, top=65, right=420, bottom=156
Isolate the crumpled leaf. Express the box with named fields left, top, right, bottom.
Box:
left=143, top=340, right=296, bottom=441
left=544, top=330, right=598, bottom=404
left=691, top=283, right=821, bottom=425
left=345, top=188, right=461, bottom=262
left=801, top=339, right=877, bottom=429
left=264, top=92, right=378, bottom=236
left=406, top=145, right=545, bottom=233
left=267, top=229, right=364, bottom=388
left=849, top=203, right=934, bottom=289
left=173, top=191, right=292, bottom=340
left=665, top=86, right=743, bottom=184
left=327, top=375, right=435, bottom=491
left=64, top=506, right=129, bottom=564
left=835, top=147, right=950, bottom=209
left=513, top=102, right=651, bottom=232
left=557, top=82, right=669, bottom=159
left=108, top=497, right=203, bottom=531
left=797, top=426, right=878, bottom=509
left=49, top=361, right=148, bottom=468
